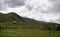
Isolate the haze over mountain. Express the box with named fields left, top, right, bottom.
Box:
left=0, top=0, right=60, bottom=24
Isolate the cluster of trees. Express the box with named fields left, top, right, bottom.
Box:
left=0, top=22, right=60, bottom=31
left=40, top=25, right=60, bottom=31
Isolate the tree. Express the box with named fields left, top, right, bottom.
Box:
left=56, top=26, right=60, bottom=31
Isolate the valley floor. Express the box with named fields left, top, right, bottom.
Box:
left=0, top=29, right=60, bottom=37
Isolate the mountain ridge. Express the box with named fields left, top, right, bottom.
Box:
left=0, top=12, right=60, bottom=25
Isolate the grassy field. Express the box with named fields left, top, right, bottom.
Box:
left=0, top=29, right=60, bottom=37
left=0, top=23, right=60, bottom=37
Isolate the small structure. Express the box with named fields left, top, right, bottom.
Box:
left=13, top=21, right=16, bottom=24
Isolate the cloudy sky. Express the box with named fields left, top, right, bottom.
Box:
left=0, top=0, right=60, bottom=24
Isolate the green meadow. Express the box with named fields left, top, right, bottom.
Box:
left=0, top=29, right=60, bottom=37
left=0, top=24, right=60, bottom=37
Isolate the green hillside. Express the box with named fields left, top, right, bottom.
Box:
left=0, top=12, right=60, bottom=31
left=0, top=12, right=23, bottom=22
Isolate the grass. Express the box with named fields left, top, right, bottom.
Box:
left=0, top=29, right=60, bottom=37
left=0, top=23, right=60, bottom=37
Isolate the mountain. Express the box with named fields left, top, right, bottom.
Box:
left=0, top=12, right=60, bottom=31
left=0, top=12, right=60, bottom=25
left=50, top=18, right=60, bottom=24
left=0, top=12, right=24, bottom=22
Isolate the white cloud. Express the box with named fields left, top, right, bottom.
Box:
left=0, top=0, right=60, bottom=23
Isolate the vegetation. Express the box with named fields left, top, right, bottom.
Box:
left=0, top=12, right=60, bottom=37
left=0, top=29, right=60, bottom=37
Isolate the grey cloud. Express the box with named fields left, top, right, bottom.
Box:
left=26, top=5, right=33, bottom=11
left=56, top=18, right=60, bottom=23
left=0, top=0, right=26, bottom=11
left=0, top=0, right=7, bottom=11
left=0, top=2, right=3, bottom=10
left=5, top=0, right=25, bottom=8
left=48, top=0, right=60, bottom=12
left=49, top=4, right=60, bottom=12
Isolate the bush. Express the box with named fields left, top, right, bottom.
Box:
left=56, top=26, right=60, bottom=31
left=0, top=24, right=4, bottom=29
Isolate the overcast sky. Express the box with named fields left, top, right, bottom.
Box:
left=0, top=0, right=60, bottom=24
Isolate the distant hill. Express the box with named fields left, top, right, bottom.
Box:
left=0, top=12, right=60, bottom=25
left=0, top=12, right=60, bottom=31
left=0, top=12, right=24, bottom=22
